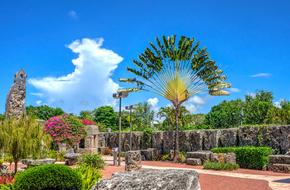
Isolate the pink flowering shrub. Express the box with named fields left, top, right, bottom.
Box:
left=82, top=119, right=96, bottom=125
left=45, top=115, right=86, bottom=147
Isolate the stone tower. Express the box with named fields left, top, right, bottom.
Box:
left=5, top=69, right=27, bottom=118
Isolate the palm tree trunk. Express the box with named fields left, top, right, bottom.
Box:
left=173, top=105, right=180, bottom=162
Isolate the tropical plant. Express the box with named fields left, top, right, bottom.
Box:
left=124, top=35, right=230, bottom=161
left=79, top=153, right=105, bottom=169
left=74, top=165, right=102, bottom=190
left=93, top=106, right=117, bottom=130
left=79, top=111, right=94, bottom=121
left=0, top=117, right=51, bottom=173
left=132, top=102, right=155, bottom=130
left=26, top=105, right=64, bottom=120
left=205, top=99, right=244, bottom=128
left=45, top=115, right=86, bottom=148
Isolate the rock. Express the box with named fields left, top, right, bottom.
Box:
left=269, top=155, right=290, bottom=165
left=202, top=130, right=219, bottom=150
left=125, top=151, right=142, bottom=171
left=64, top=152, right=80, bottom=166
left=93, top=169, right=200, bottom=190
left=187, top=151, right=212, bottom=164
left=218, top=128, right=238, bottom=147
left=238, top=127, right=259, bottom=146
left=141, top=148, right=159, bottom=161
left=5, top=70, right=27, bottom=119
left=269, top=164, right=290, bottom=173
left=186, top=158, right=202, bottom=166
left=189, top=131, right=203, bottom=151
left=152, top=132, right=163, bottom=152
left=211, top=153, right=236, bottom=164
left=162, top=131, right=175, bottom=153
left=22, top=158, right=56, bottom=167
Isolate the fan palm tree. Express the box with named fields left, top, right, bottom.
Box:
left=124, top=35, right=231, bottom=161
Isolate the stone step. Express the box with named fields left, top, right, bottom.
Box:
left=269, top=155, right=290, bottom=165
left=269, top=163, right=290, bottom=173
left=186, top=151, right=212, bottom=163
left=186, top=158, right=202, bottom=166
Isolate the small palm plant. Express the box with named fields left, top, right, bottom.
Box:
left=124, top=35, right=231, bottom=161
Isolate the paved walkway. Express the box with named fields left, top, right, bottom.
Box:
left=103, top=156, right=290, bottom=190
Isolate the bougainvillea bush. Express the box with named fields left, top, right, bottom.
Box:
left=82, top=119, right=96, bottom=126
left=45, top=115, right=86, bottom=147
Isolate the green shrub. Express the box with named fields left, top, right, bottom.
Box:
left=203, top=162, right=239, bottom=171
left=161, top=154, right=170, bottom=161
left=57, top=151, right=65, bottom=161
left=0, top=184, right=13, bottom=190
left=177, top=152, right=186, bottom=163
left=79, top=153, right=105, bottom=169
left=14, top=164, right=82, bottom=190
left=211, top=146, right=272, bottom=169
left=74, top=165, right=102, bottom=190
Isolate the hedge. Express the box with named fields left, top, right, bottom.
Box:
left=211, top=146, right=272, bottom=170
left=14, top=164, right=82, bottom=190
left=203, top=162, right=239, bottom=171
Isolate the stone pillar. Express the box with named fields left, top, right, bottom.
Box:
left=125, top=151, right=142, bottom=171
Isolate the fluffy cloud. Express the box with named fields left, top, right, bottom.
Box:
left=147, top=97, right=159, bottom=112
left=29, top=38, right=123, bottom=113
left=184, top=95, right=206, bottom=113
left=251, top=73, right=272, bottom=78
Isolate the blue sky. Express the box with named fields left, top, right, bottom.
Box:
left=1, top=0, right=290, bottom=114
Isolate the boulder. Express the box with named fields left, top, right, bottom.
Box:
left=211, top=153, right=236, bottom=164
left=187, top=151, right=212, bottom=164
left=189, top=131, right=203, bottom=151
left=218, top=128, right=238, bottom=147
left=202, top=130, right=219, bottom=150
left=238, top=127, right=259, bottom=146
left=64, top=152, right=80, bottom=166
left=269, top=155, right=290, bottom=165
left=141, top=148, right=159, bottom=161
left=125, top=151, right=142, bottom=171
left=186, top=158, right=202, bottom=166
left=93, top=169, right=200, bottom=190
left=152, top=132, right=163, bottom=152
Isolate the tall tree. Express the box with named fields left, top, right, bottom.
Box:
left=132, top=102, right=155, bottom=130
left=26, top=105, right=64, bottom=120
left=0, top=117, right=51, bottom=173
left=93, top=106, right=117, bottom=130
left=205, top=99, right=244, bottom=128
left=244, top=90, right=274, bottom=124
left=124, top=35, right=230, bottom=161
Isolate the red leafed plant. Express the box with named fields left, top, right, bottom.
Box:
left=0, top=175, right=14, bottom=184
left=82, top=119, right=96, bottom=125
left=45, top=115, right=86, bottom=147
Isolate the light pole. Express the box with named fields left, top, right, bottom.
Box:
left=125, top=105, right=134, bottom=150
left=113, top=91, right=128, bottom=166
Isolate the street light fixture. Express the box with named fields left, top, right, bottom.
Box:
left=125, top=105, right=134, bottom=150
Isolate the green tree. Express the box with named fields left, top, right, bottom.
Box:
left=124, top=35, right=230, bottom=161
left=157, top=106, right=192, bottom=131
left=244, top=90, right=274, bottom=124
left=26, top=105, right=64, bottom=120
left=0, top=117, right=51, bottom=173
left=132, top=102, right=155, bottom=130
left=205, top=99, right=244, bottom=129
left=79, top=110, right=94, bottom=120
left=93, top=106, right=117, bottom=130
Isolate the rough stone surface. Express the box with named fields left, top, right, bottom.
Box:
left=211, top=153, right=236, bottom=164
left=64, top=151, right=80, bottom=166
left=187, top=151, right=212, bottom=164
left=141, top=148, right=159, bottom=161
left=125, top=151, right=142, bottom=171
left=5, top=69, right=27, bottom=118
left=94, top=169, right=200, bottom=190
left=101, top=125, right=290, bottom=155
left=218, top=129, right=238, bottom=147
left=269, top=164, right=290, bottom=173
left=186, top=158, right=202, bottom=166
left=22, top=158, right=56, bottom=167
left=269, top=155, right=290, bottom=165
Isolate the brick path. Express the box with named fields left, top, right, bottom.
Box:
left=102, top=156, right=290, bottom=190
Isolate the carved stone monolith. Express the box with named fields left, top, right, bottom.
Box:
left=5, top=69, right=27, bottom=119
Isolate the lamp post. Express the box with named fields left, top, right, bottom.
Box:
left=125, top=105, right=134, bottom=150
left=113, top=91, right=128, bottom=166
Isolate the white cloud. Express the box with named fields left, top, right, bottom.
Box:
left=229, top=87, right=240, bottom=93
left=184, top=95, right=206, bottom=113
left=147, top=97, right=159, bottom=107
left=29, top=38, right=123, bottom=113
left=251, top=73, right=272, bottom=78
left=36, top=100, right=42, bottom=106
left=68, top=10, right=78, bottom=19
